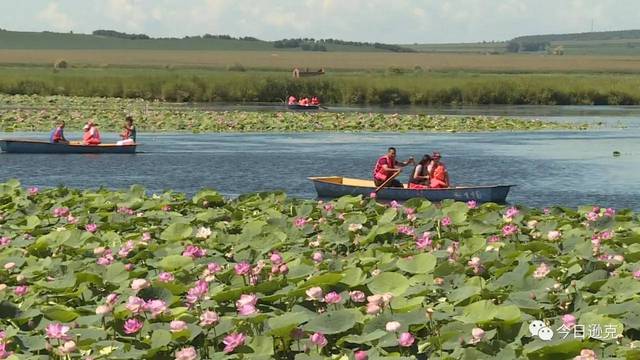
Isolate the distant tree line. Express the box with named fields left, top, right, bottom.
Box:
left=92, top=30, right=261, bottom=41
left=505, top=40, right=550, bottom=53
left=92, top=30, right=151, bottom=40
left=273, top=38, right=416, bottom=52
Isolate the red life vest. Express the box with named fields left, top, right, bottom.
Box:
left=300, top=98, right=309, bottom=106
left=373, top=155, right=394, bottom=181
left=311, top=97, right=319, bottom=105
left=288, top=96, right=297, bottom=105
left=430, top=163, right=448, bottom=188
left=83, top=127, right=101, bottom=145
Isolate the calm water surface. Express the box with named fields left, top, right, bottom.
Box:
left=2, top=122, right=640, bottom=209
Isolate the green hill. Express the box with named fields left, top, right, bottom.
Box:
left=0, top=29, right=411, bottom=52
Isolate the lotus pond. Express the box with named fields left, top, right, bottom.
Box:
left=0, top=95, right=588, bottom=133
left=0, top=180, right=638, bottom=359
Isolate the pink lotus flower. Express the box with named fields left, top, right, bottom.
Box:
left=53, top=207, right=69, bottom=217
left=468, top=257, right=484, bottom=274
left=385, top=321, right=401, bottom=332
left=85, top=223, right=98, bottom=233
left=467, top=200, right=477, bottom=209
left=355, top=350, right=368, bottom=360
left=14, top=285, right=28, bottom=296
left=126, top=296, right=146, bottom=314
left=348, top=223, right=363, bottom=232
left=0, top=342, right=12, bottom=359
left=58, top=340, right=76, bottom=354
left=398, top=332, right=415, bottom=347
left=547, top=230, right=561, bottom=241
left=175, top=346, right=198, bottom=360
left=349, top=290, right=366, bottom=303
left=270, top=251, right=283, bottom=265
left=118, top=207, right=135, bottom=216
left=397, top=225, right=416, bottom=237
left=366, top=303, right=382, bottom=315
left=131, top=278, right=150, bottom=291
left=600, top=230, right=614, bottom=240
left=306, top=287, right=323, bottom=301
left=27, top=187, right=39, bottom=196
left=277, top=263, right=289, bottom=275
left=502, top=224, right=518, bottom=237
left=504, top=207, right=519, bottom=220
left=161, top=205, right=172, bottom=212
left=106, top=293, right=119, bottom=305
left=562, top=314, right=577, bottom=329
left=415, top=232, right=432, bottom=250
left=3, top=263, right=14, bottom=271
left=223, top=332, right=246, bottom=353
left=390, top=200, right=400, bottom=209
left=324, top=291, right=342, bottom=304
left=142, top=232, right=152, bottom=242
left=123, top=318, right=143, bottom=334
left=294, top=217, right=308, bottom=229
left=574, top=349, right=598, bottom=360
left=323, top=203, right=335, bottom=212
left=45, top=322, right=71, bottom=340
left=369, top=192, right=377, bottom=199
left=200, top=310, right=219, bottom=327
left=95, top=305, right=112, bottom=315
left=471, top=327, right=485, bottom=344
left=158, top=272, right=175, bottom=283
left=234, top=261, right=251, bottom=276
left=441, top=216, right=452, bottom=227
left=185, top=280, right=208, bottom=305
left=237, top=304, right=258, bottom=316
left=310, top=332, right=328, bottom=347
left=487, top=235, right=500, bottom=243
left=118, top=240, right=135, bottom=258
left=145, top=299, right=168, bottom=318
left=96, top=250, right=115, bottom=266
left=312, top=251, right=324, bottom=263
left=170, top=320, right=188, bottom=333
left=586, top=211, right=599, bottom=222
left=65, top=214, right=77, bottom=224
left=543, top=208, right=551, bottom=215
left=207, top=262, right=222, bottom=273
left=182, top=245, right=206, bottom=258
left=236, top=294, right=258, bottom=307
left=633, top=269, right=640, bottom=280
left=533, top=263, right=551, bottom=279
left=604, top=208, right=615, bottom=218
left=0, top=237, right=10, bottom=247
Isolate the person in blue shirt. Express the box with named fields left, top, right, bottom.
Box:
left=49, top=121, right=68, bottom=144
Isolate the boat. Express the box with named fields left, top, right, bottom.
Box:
left=287, top=104, right=320, bottom=110
left=0, top=139, right=137, bottom=154
left=309, top=176, right=514, bottom=203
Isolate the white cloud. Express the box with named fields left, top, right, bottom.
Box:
left=36, top=2, right=74, bottom=31
left=103, top=0, right=149, bottom=31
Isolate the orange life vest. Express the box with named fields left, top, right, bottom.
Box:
left=373, top=155, right=394, bottom=181
left=83, top=127, right=101, bottom=145
left=288, top=96, right=297, bottom=105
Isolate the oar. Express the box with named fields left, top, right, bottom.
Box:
left=374, top=169, right=402, bottom=194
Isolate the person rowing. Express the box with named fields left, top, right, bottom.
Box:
left=288, top=95, right=298, bottom=105
left=310, top=96, right=320, bottom=106
left=49, top=120, right=68, bottom=144
left=407, top=154, right=432, bottom=189
left=428, top=152, right=449, bottom=188
left=373, top=147, right=415, bottom=188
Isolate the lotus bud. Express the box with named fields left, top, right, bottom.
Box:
left=93, top=247, right=106, bottom=255
left=3, top=262, right=15, bottom=270
left=95, top=305, right=112, bottom=315
left=16, top=274, right=25, bottom=283
left=426, top=308, right=434, bottom=320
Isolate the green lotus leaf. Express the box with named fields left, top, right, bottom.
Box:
left=150, top=329, right=172, bottom=349
left=138, top=287, right=175, bottom=303
left=457, top=300, right=497, bottom=324
left=396, top=253, right=437, bottom=274
left=304, top=309, right=358, bottom=334
left=156, top=255, right=194, bottom=271
left=248, top=336, right=274, bottom=356
left=103, top=262, right=129, bottom=284
left=340, top=267, right=366, bottom=287
left=267, top=312, right=311, bottom=337
left=0, top=302, right=20, bottom=319
left=42, top=305, right=80, bottom=322
left=368, top=272, right=410, bottom=296
left=523, top=339, right=585, bottom=358
left=340, top=329, right=387, bottom=344
left=160, top=223, right=193, bottom=241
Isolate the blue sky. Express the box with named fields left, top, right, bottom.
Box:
left=1, top=0, right=638, bottom=43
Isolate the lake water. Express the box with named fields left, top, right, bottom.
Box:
left=2, top=121, right=640, bottom=209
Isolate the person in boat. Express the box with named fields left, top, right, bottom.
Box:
left=407, top=154, right=432, bottom=189
left=288, top=95, right=298, bottom=105
left=310, top=96, right=320, bottom=106
left=82, top=120, right=102, bottom=145
left=299, top=97, right=310, bottom=106
left=428, top=152, right=449, bottom=188
left=49, top=120, right=68, bottom=144
left=373, top=147, right=415, bottom=188
left=117, top=116, right=136, bottom=145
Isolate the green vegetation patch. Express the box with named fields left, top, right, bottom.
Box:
left=0, top=95, right=588, bottom=133
left=0, top=180, right=637, bottom=358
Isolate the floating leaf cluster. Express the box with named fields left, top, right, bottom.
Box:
left=0, top=180, right=638, bottom=359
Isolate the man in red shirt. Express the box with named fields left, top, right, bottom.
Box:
left=372, top=147, right=415, bottom=188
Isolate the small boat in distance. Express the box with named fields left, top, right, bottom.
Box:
left=309, top=176, right=514, bottom=203
left=0, top=139, right=137, bottom=154
left=287, top=104, right=320, bottom=110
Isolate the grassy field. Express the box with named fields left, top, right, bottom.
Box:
left=3, top=50, right=640, bottom=73
left=0, top=66, right=640, bottom=105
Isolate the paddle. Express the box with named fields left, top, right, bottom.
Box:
left=373, top=169, right=402, bottom=194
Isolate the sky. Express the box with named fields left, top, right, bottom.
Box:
left=1, top=0, right=639, bottom=44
